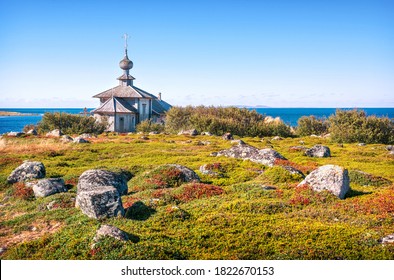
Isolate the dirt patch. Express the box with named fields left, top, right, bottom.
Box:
left=0, top=220, right=63, bottom=251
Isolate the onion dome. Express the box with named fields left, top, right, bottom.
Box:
left=119, top=51, right=133, bottom=70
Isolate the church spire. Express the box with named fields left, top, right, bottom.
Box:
left=118, top=33, right=135, bottom=86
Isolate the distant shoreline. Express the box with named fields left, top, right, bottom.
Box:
left=0, top=111, right=39, bottom=116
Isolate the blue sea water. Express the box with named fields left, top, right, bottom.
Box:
left=0, top=107, right=393, bottom=134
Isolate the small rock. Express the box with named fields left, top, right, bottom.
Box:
left=0, top=247, right=7, bottom=254
left=76, top=186, right=125, bottom=219
left=7, top=161, right=46, bottom=184
left=386, top=145, right=393, bottom=151
left=26, top=129, right=38, bottom=135
left=305, top=145, right=331, bottom=158
left=231, top=139, right=245, bottom=145
left=165, top=164, right=200, bottom=182
left=27, top=178, right=67, bottom=198
left=271, top=136, right=283, bottom=141
left=178, top=129, right=198, bottom=136
left=79, top=133, right=96, bottom=138
left=197, top=141, right=211, bottom=145
left=30, top=226, right=37, bottom=231
left=93, top=224, right=129, bottom=242
left=201, top=132, right=212, bottom=136
left=60, top=135, right=73, bottom=143
left=222, top=132, right=234, bottom=140
left=199, top=164, right=220, bottom=177
left=310, top=134, right=321, bottom=138
left=322, top=133, right=331, bottom=138
left=298, top=165, right=350, bottom=199
left=140, top=136, right=149, bottom=140
left=379, top=234, right=394, bottom=245
left=358, top=143, right=366, bottom=146
left=148, top=131, right=158, bottom=135
left=299, top=140, right=305, bottom=145
left=262, top=186, right=277, bottom=191
left=46, top=129, right=63, bottom=137
left=47, top=200, right=57, bottom=210
left=73, top=137, right=89, bottom=143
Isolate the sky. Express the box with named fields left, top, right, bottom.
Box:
left=0, top=0, right=393, bottom=108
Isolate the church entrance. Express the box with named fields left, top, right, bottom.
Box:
left=119, top=117, right=125, bottom=132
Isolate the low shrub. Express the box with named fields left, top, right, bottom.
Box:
left=349, top=170, right=392, bottom=187
left=261, top=166, right=304, bottom=184
left=136, top=120, right=164, bottom=133
left=13, top=182, right=34, bottom=200
left=37, top=112, right=108, bottom=135
left=296, top=116, right=329, bottom=136
left=329, top=109, right=394, bottom=144
left=175, top=183, right=224, bottom=202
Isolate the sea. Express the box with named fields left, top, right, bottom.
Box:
left=0, top=107, right=393, bottom=135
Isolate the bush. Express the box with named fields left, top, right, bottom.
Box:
left=23, top=124, right=37, bottom=133
left=136, top=120, right=164, bottom=133
left=328, top=109, right=394, bottom=144
left=296, top=116, right=329, bottom=136
left=165, top=106, right=292, bottom=137
left=37, top=112, right=108, bottom=135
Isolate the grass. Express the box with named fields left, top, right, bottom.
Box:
left=0, top=134, right=393, bottom=259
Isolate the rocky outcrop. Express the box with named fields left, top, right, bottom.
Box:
left=77, top=169, right=131, bottom=196
left=26, top=178, right=67, bottom=198
left=222, top=133, right=233, bottom=140
left=7, top=161, right=46, bottom=183
left=297, top=165, right=350, bottom=199
left=93, top=224, right=129, bottom=242
left=26, top=129, right=38, bottom=135
left=73, top=137, right=89, bottom=143
left=75, top=186, right=125, bottom=219
left=165, top=164, right=200, bottom=182
left=46, top=129, right=63, bottom=137
left=178, top=129, right=198, bottom=136
left=215, top=143, right=286, bottom=167
left=60, top=135, right=73, bottom=143
left=305, top=145, right=331, bottom=158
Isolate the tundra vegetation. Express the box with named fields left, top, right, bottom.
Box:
left=0, top=108, right=393, bottom=259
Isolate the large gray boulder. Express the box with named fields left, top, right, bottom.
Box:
left=46, top=129, right=63, bottom=137
left=93, top=224, right=129, bottom=242
left=77, top=169, right=131, bottom=195
left=7, top=161, right=46, bottom=184
left=60, top=135, right=73, bottom=143
left=27, top=178, right=67, bottom=198
left=75, top=186, right=125, bottom=219
left=216, top=143, right=286, bottom=167
left=305, top=145, right=331, bottom=158
left=297, top=165, right=350, bottom=199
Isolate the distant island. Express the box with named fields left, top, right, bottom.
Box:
left=0, top=111, right=38, bottom=116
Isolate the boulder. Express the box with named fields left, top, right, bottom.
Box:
left=271, top=136, right=283, bottom=141
left=281, top=166, right=305, bottom=178
left=201, top=132, right=212, bottom=136
left=140, top=136, right=149, bottom=140
left=7, top=161, right=46, bottom=184
left=305, top=145, right=331, bottom=158
left=216, top=143, right=286, bottom=167
left=79, top=133, right=96, bottom=139
left=77, top=169, right=131, bottom=196
left=73, top=136, right=89, bottom=143
left=46, top=129, right=63, bottom=137
left=7, top=132, right=24, bottom=137
left=199, top=164, right=221, bottom=177
left=76, top=186, right=125, bottom=219
left=178, top=129, right=198, bottom=136
left=165, top=164, right=200, bottom=182
left=358, top=143, right=366, bottom=146
left=26, top=178, right=67, bottom=198
left=297, top=165, right=350, bottom=199
left=148, top=131, right=158, bottom=135
left=26, top=129, right=38, bottom=135
left=386, top=145, right=393, bottom=151
left=222, top=133, right=233, bottom=140
left=93, top=224, right=129, bottom=242
left=60, top=135, right=73, bottom=143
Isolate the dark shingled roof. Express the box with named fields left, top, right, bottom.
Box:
left=93, top=85, right=155, bottom=99
left=91, top=97, right=138, bottom=114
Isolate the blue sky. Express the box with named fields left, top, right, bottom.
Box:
left=0, top=0, right=393, bottom=108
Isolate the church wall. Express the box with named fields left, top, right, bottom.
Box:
left=139, top=98, right=150, bottom=122
left=115, top=113, right=135, bottom=132
left=94, top=113, right=115, bottom=131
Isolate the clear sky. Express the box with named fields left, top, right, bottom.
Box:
left=0, top=0, right=393, bottom=108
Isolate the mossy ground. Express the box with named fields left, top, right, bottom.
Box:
left=0, top=134, right=393, bottom=259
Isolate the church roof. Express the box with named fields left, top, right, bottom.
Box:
left=93, top=85, right=156, bottom=99
left=117, top=73, right=135, bottom=80
left=91, top=97, right=138, bottom=114
left=152, top=99, right=172, bottom=115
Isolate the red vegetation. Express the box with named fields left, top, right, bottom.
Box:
left=123, top=197, right=141, bottom=209
left=289, top=185, right=312, bottom=206
left=175, top=183, right=224, bottom=202
left=13, top=182, right=34, bottom=200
